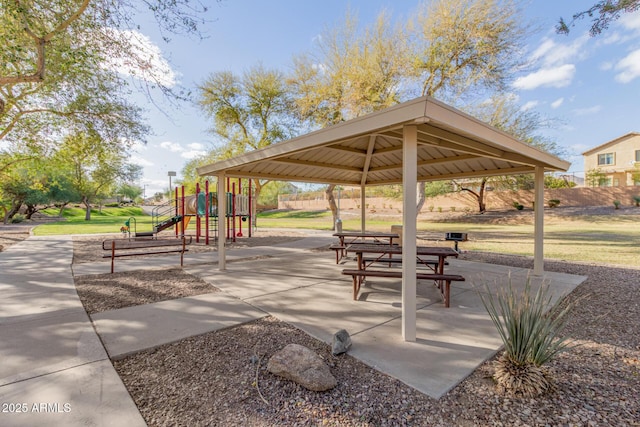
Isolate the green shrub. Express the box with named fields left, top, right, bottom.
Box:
left=428, top=205, right=434, bottom=212
left=480, top=277, right=574, bottom=397
left=10, top=214, right=25, bottom=223
left=613, top=200, right=621, bottom=209
left=632, top=196, right=640, bottom=207
left=105, top=202, right=120, bottom=208
left=547, top=199, right=560, bottom=208
left=437, top=206, right=443, bottom=213
left=512, top=201, right=524, bottom=210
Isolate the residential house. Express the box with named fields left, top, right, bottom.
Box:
left=582, top=132, right=640, bottom=187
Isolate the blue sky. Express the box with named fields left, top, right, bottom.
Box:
left=125, top=1, right=640, bottom=197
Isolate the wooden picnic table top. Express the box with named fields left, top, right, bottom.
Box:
left=347, top=244, right=458, bottom=257
left=333, top=231, right=399, bottom=238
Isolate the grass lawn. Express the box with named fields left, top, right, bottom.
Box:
left=255, top=209, right=640, bottom=267
left=31, top=207, right=640, bottom=267
left=34, top=207, right=155, bottom=236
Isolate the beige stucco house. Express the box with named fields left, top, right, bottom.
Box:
left=583, top=132, right=640, bottom=187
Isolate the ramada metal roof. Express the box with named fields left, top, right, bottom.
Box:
left=197, top=96, right=570, bottom=184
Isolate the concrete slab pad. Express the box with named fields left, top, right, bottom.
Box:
left=245, top=278, right=410, bottom=343
left=0, top=308, right=107, bottom=386
left=349, top=307, right=502, bottom=399
left=91, top=292, right=267, bottom=358
left=0, top=360, right=146, bottom=427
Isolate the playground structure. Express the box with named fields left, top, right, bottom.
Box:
left=124, top=178, right=254, bottom=244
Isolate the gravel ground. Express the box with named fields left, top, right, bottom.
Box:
left=2, top=221, right=639, bottom=425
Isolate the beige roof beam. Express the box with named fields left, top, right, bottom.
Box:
left=360, top=135, right=377, bottom=185
left=418, top=124, right=505, bottom=157
left=369, top=154, right=479, bottom=173
left=220, top=170, right=360, bottom=185
left=418, top=165, right=535, bottom=182
left=273, top=158, right=361, bottom=172
left=417, top=136, right=552, bottom=169
left=324, top=145, right=368, bottom=155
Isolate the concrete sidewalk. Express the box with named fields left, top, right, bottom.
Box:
left=0, top=236, right=146, bottom=426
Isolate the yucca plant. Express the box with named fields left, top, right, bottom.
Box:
left=480, top=277, right=574, bottom=397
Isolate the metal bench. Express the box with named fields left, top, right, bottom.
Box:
left=102, top=236, right=192, bottom=273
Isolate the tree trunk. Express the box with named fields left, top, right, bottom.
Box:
left=454, top=178, right=488, bottom=213
left=83, top=196, right=91, bottom=220
left=416, top=182, right=426, bottom=217
left=25, top=204, right=37, bottom=219
left=477, top=179, right=487, bottom=213
left=3, top=201, right=22, bottom=224
left=58, top=202, right=68, bottom=217
left=325, top=184, right=338, bottom=230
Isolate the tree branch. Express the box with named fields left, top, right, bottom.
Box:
left=0, top=0, right=90, bottom=85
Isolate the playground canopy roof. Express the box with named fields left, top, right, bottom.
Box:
left=197, top=96, right=570, bottom=185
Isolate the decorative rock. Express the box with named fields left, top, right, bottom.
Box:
left=267, top=344, right=337, bottom=391
left=332, top=329, right=352, bottom=355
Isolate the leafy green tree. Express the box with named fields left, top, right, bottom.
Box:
left=585, top=168, right=609, bottom=187
left=408, top=0, right=527, bottom=102
left=0, top=159, right=48, bottom=223
left=116, top=183, right=144, bottom=203
left=453, top=95, right=562, bottom=212
left=197, top=65, right=299, bottom=201
left=290, top=11, right=408, bottom=127
left=290, top=11, right=409, bottom=227
left=424, top=181, right=454, bottom=198
left=53, top=132, right=132, bottom=220
left=1, top=0, right=209, bottom=176
left=557, top=1, right=640, bottom=36
left=257, top=181, right=298, bottom=207
left=408, top=0, right=529, bottom=213
left=544, top=175, right=577, bottom=189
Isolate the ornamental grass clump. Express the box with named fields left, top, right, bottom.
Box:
left=480, top=277, right=574, bottom=397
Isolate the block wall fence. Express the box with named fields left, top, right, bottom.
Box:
left=277, top=186, right=640, bottom=212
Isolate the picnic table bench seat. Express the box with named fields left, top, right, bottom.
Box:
left=341, top=268, right=465, bottom=307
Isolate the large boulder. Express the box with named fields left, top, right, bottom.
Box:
left=267, top=344, right=337, bottom=391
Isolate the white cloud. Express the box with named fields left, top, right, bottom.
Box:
left=513, top=64, right=576, bottom=90
left=614, top=49, right=640, bottom=83
left=101, top=29, right=177, bottom=87
left=160, top=141, right=182, bottom=152
left=520, top=100, right=539, bottom=111
left=619, top=11, right=640, bottom=32
left=530, top=36, right=588, bottom=67
left=130, top=155, right=154, bottom=167
left=573, top=105, right=602, bottom=116
left=551, top=98, right=564, bottom=109
left=181, top=142, right=207, bottom=159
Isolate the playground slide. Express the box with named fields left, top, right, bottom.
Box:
left=154, top=215, right=182, bottom=233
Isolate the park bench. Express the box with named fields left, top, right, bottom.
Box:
left=102, top=236, right=192, bottom=273
left=341, top=268, right=465, bottom=307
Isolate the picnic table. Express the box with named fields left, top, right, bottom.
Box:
left=342, top=244, right=463, bottom=306
left=330, top=231, right=399, bottom=263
